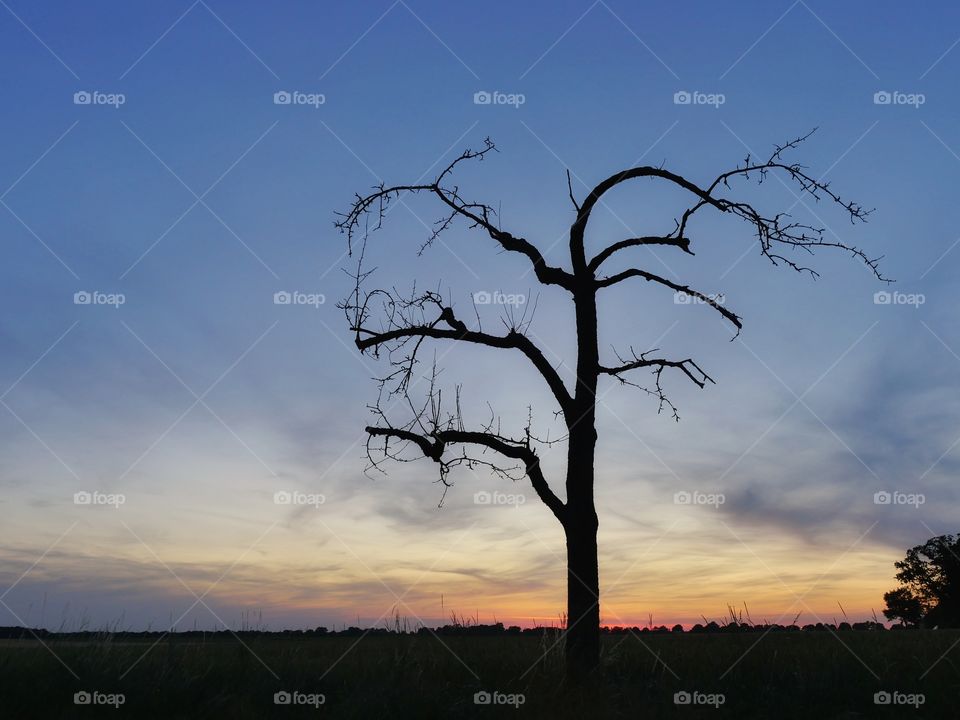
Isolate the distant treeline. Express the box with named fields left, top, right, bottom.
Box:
left=0, top=620, right=910, bottom=640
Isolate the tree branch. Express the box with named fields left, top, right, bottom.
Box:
left=366, top=425, right=567, bottom=525
left=599, top=355, right=714, bottom=388
left=589, top=235, right=693, bottom=271
left=566, top=169, right=581, bottom=212
left=335, top=138, right=575, bottom=291
left=569, top=166, right=720, bottom=271
left=353, top=298, right=575, bottom=419
left=570, top=129, right=888, bottom=282
left=598, top=348, right=715, bottom=421
left=595, top=268, right=743, bottom=334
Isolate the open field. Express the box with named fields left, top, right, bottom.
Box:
left=1, top=630, right=957, bottom=718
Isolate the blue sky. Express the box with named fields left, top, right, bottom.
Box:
left=2, top=0, right=960, bottom=631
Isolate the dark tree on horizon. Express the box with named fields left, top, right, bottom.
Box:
left=336, top=132, right=885, bottom=680
left=884, top=534, right=960, bottom=628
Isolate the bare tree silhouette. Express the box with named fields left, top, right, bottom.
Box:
left=335, top=132, right=885, bottom=679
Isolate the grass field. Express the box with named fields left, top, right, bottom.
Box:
left=1, top=630, right=956, bottom=718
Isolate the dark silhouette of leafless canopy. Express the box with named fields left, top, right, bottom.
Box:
left=335, top=131, right=886, bottom=679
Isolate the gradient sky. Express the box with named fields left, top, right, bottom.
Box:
left=2, top=0, right=960, bottom=633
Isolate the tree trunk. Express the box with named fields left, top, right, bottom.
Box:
left=564, top=499, right=600, bottom=679
left=564, top=278, right=601, bottom=681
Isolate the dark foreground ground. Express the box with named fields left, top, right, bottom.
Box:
left=0, top=630, right=957, bottom=718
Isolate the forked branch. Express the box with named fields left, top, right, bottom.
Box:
left=335, top=138, right=574, bottom=291
left=599, top=348, right=715, bottom=421
left=366, top=424, right=567, bottom=524
left=348, top=288, right=574, bottom=418
left=580, top=129, right=887, bottom=283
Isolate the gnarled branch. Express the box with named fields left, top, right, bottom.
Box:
left=350, top=291, right=574, bottom=418
left=569, top=166, right=720, bottom=270
left=589, top=235, right=693, bottom=271
left=335, top=138, right=575, bottom=291
left=366, top=425, right=567, bottom=525
left=595, top=267, right=742, bottom=334
left=573, top=129, right=887, bottom=282
left=599, top=348, right=715, bottom=421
